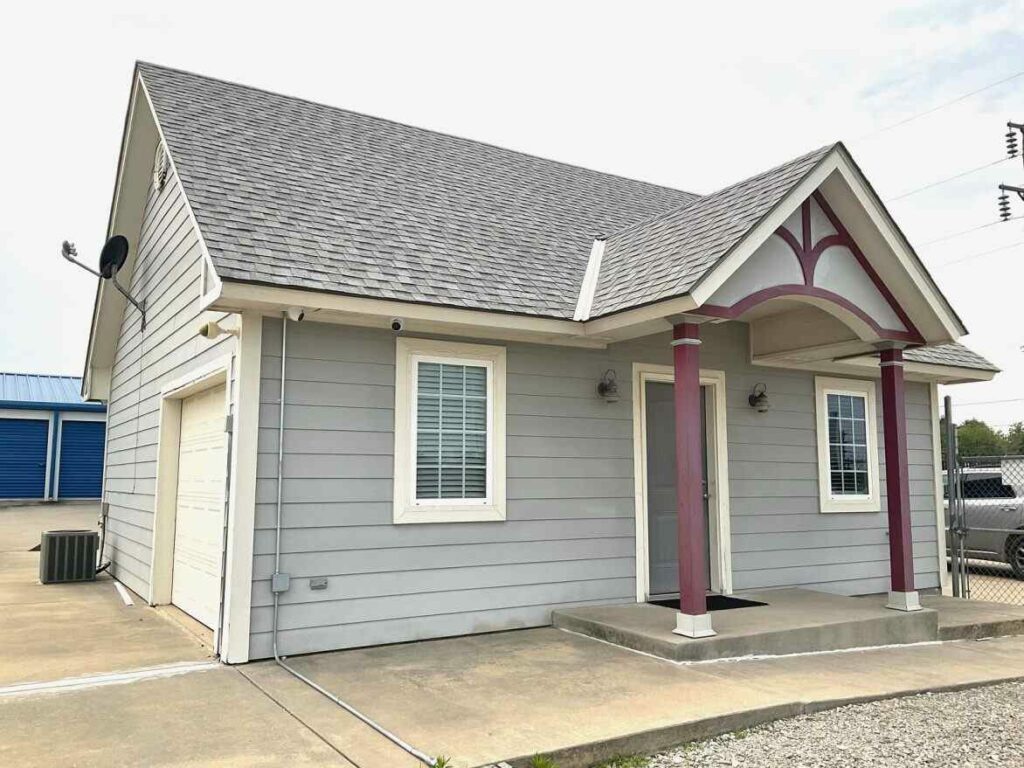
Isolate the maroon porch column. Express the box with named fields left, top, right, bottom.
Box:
left=880, top=348, right=921, bottom=611
left=671, top=323, right=715, bottom=637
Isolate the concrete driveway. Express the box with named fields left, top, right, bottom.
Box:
left=0, top=503, right=403, bottom=767
left=6, top=503, right=1024, bottom=768
left=0, top=502, right=213, bottom=685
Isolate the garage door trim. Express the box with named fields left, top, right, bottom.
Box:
left=149, top=358, right=232, bottom=624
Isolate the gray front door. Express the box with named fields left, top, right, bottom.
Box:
left=645, top=380, right=711, bottom=598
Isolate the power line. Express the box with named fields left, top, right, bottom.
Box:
left=855, top=69, right=1024, bottom=142
left=954, top=398, right=1024, bottom=407
left=885, top=157, right=1011, bottom=202
left=934, top=239, right=1024, bottom=268
left=919, top=215, right=1024, bottom=247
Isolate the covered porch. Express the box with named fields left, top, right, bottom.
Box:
left=641, top=313, right=922, bottom=642
left=616, top=171, right=974, bottom=643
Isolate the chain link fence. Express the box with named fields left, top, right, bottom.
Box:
left=946, top=453, right=1024, bottom=604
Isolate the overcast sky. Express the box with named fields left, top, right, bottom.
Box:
left=2, top=1, right=1023, bottom=425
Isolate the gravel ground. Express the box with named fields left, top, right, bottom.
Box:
left=642, top=680, right=1024, bottom=767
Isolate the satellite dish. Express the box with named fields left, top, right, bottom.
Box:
left=99, top=235, right=129, bottom=279
left=60, top=234, right=147, bottom=330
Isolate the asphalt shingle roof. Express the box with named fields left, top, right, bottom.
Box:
left=592, top=145, right=833, bottom=316
left=138, top=63, right=697, bottom=319
left=133, top=64, right=993, bottom=375
left=904, top=343, right=998, bottom=372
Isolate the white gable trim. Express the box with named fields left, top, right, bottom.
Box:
left=573, top=238, right=606, bottom=321
left=83, top=71, right=223, bottom=401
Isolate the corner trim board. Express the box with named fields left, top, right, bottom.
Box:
left=222, top=312, right=262, bottom=663
left=929, top=383, right=951, bottom=596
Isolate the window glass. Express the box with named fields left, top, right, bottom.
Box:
left=415, top=361, right=488, bottom=500
left=961, top=476, right=1015, bottom=499
left=827, top=392, right=869, bottom=496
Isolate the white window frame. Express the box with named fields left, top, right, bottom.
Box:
left=815, top=376, right=881, bottom=514
left=393, top=337, right=506, bottom=524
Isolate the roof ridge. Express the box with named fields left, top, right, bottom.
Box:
left=602, top=142, right=838, bottom=244
left=136, top=61, right=701, bottom=202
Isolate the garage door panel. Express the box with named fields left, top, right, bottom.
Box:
left=171, top=385, right=227, bottom=629
left=0, top=418, right=49, bottom=499
left=57, top=420, right=105, bottom=499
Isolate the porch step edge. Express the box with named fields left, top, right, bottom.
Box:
left=551, top=607, right=939, bottom=662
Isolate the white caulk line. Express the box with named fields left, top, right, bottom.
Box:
left=0, top=660, right=220, bottom=699
left=557, top=627, right=944, bottom=667
left=114, top=580, right=134, bottom=606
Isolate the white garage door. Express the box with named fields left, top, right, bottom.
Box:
left=171, top=384, right=227, bottom=628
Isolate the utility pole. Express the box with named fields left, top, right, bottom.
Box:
left=999, top=121, right=1024, bottom=220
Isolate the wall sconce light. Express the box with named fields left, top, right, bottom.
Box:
left=748, top=383, right=769, bottom=413
left=597, top=369, right=620, bottom=403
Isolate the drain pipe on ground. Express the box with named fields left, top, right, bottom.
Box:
left=270, top=312, right=438, bottom=767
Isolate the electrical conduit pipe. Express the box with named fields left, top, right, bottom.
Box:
left=271, top=313, right=437, bottom=766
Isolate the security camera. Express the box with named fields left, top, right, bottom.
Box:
left=390, top=317, right=405, bottom=332
left=285, top=307, right=306, bottom=322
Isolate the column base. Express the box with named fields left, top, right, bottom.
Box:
left=673, top=611, right=716, bottom=638
left=886, top=590, right=922, bottom=612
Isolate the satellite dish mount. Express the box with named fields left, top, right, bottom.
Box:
left=61, top=237, right=147, bottom=330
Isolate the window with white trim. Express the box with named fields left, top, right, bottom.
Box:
left=814, top=377, right=880, bottom=513
left=394, top=338, right=506, bottom=523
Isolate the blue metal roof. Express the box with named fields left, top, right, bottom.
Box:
left=0, top=373, right=106, bottom=413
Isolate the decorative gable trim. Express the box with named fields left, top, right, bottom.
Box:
left=688, top=147, right=964, bottom=343
left=699, top=190, right=924, bottom=345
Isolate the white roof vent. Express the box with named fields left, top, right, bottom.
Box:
left=153, top=142, right=171, bottom=192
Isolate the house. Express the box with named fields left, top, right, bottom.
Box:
left=82, top=62, right=997, bottom=663
left=0, top=373, right=106, bottom=501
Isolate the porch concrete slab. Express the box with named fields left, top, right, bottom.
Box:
left=923, top=594, right=1024, bottom=640
left=253, top=627, right=1024, bottom=768
left=552, top=588, right=938, bottom=661
left=0, top=503, right=212, bottom=686
left=0, top=666, right=357, bottom=767
left=856, top=593, right=1024, bottom=640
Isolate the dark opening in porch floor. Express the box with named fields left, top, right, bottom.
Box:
left=650, top=594, right=768, bottom=612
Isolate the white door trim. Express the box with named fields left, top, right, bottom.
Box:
left=150, top=356, right=232, bottom=647
left=632, top=362, right=732, bottom=601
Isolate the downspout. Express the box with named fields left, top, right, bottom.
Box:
left=270, top=312, right=436, bottom=767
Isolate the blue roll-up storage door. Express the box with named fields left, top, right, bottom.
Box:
left=57, top=420, right=105, bottom=499
left=0, top=418, right=49, bottom=499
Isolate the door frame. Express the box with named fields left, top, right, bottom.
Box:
left=632, top=362, right=732, bottom=601
left=150, top=356, right=232, bottom=631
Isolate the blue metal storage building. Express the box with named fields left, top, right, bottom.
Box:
left=0, top=373, right=106, bottom=500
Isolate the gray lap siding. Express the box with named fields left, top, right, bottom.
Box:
left=249, top=319, right=940, bottom=658
left=102, top=172, right=236, bottom=599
